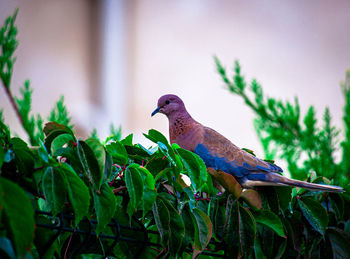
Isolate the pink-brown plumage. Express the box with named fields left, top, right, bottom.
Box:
left=151, top=94, right=343, bottom=192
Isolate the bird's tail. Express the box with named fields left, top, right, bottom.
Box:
left=243, top=172, right=344, bottom=193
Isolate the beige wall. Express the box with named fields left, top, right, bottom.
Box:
left=1, top=0, right=350, bottom=166
left=0, top=0, right=96, bottom=138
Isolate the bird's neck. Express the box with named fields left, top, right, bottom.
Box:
left=168, top=110, right=200, bottom=148
left=167, top=110, right=196, bottom=126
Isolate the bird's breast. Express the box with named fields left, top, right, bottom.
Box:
left=169, top=122, right=204, bottom=152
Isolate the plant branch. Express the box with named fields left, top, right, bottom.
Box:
left=2, top=82, right=24, bottom=125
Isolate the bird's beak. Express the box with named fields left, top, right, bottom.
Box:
left=151, top=107, right=160, bottom=117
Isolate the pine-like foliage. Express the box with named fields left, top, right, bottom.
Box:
left=215, top=57, right=349, bottom=194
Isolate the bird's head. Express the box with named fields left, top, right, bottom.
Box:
left=151, top=94, right=185, bottom=117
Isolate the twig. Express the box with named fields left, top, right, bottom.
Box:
left=113, top=186, right=127, bottom=194
left=2, top=83, right=24, bottom=125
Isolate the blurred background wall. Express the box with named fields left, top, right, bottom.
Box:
left=1, top=0, right=350, bottom=163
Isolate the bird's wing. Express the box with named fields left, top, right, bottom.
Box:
left=194, top=127, right=282, bottom=181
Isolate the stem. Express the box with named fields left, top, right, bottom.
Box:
left=2, top=82, right=24, bottom=125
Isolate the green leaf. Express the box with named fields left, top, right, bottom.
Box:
left=298, top=197, right=328, bottom=235
left=0, top=177, right=35, bottom=257
left=43, top=121, right=73, bottom=137
left=144, top=129, right=179, bottom=169
left=159, top=197, right=185, bottom=255
left=326, top=227, right=350, bottom=259
left=176, top=148, right=207, bottom=190
left=120, top=133, right=133, bottom=145
left=50, top=133, right=74, bottom=155
left=34, top=215, right=59, bottom=258
left=77, top=140, right=103, bottom=189
left=42, top=166, right=66, bottom=216
left=0, top=146, right=4, bottom=168
left=43, top=122, right=74, bottom=151
left=105, top=141, right=128, bottom=165
left=10, top=137, right=34, bottom=176
left=146, top=156, right=170, bottom=175
left=124, top=145, right=151, bottom=160
left=157, top=141, right=177, bottom=167
left=275, top=239, right=287, bottom=259
left=94, top=183, right=117, bottom=234
left=125, top=165, right=144, bottom=219
left=59, top=164, right=90, bottom=225
left=86, top=138, right=106, bottom=181
left=143, top=129, right=169, bottom=146
left=104, top=150, right=113, bottom=180
left=192, top=208, right=213, bottom=255
left=143, top=188, right=157, bottom=218
left=128, top=165, right=158, bottom=217
left=181, top=207, right=195, bottom=250
left=224, top=195, right=256, bottom=257
left=254, top=237, right=267, bottom=259
left=152, top=198, right=170, bottom=247
left=254, top=210, right=286, bottom=237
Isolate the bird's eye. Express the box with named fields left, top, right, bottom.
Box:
left=165, top=100, right=170, bottom=105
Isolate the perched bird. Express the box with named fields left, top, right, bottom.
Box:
left=151, top=94, right=343, bottom=192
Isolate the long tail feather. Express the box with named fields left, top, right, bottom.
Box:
left=243, top=172, right=344, bottom=193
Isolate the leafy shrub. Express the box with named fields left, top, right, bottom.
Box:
left=0, top=9, right=349, bottom=259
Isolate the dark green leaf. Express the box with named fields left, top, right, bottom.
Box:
left=275, top=239, right=287, bottom=259
left=298, top=197, right=328, bottom=235
left=59, top=164, right=90, bottom=225
left=104, top=150, right=113, bottom=180
left=50, top=133, right=74, bottom=155
left=146, top=157, right=170, bottom=178
left=159, top=197, right=185, bottom=255
left=0, top=146, right=4, bottom=168
left=326, top=227, right=350, bottom=259
left=43, top=122, right=74, bottom=151
left=42, top=166, right=66, bottom=216
left=152, top=198, right=170, bottom=247
left=254, top=237, right=267, bottom=259
left=77, top=140, right=103, bottom=189
left=34, top=215, right=59, bottom=258
left=124, top=145, right=151, bottom=160
left=224, top=196, right=256, bottom=257
left=192, top=208, right=213, bottom=255
left=105, top=141, right=128, bottom=165
left=0, top=177, right=35, bottom=257
left=181, top=206, right=195, bottom=250
left=176, top=148, right=207, bottom=190
left=94, top=183, right=117, bottom=234
left=86, top=138, right=106, bottom=181
left=10, top=137, right=34, bottom=176
left=254, top=210, right=286, bottom=237
left=125, top=165, right=144, bottom=219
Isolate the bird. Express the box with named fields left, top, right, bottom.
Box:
left=151, top=94, right=343, bottom=192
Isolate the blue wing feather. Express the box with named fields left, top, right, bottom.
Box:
left=194, top=143, right=282, bottom=184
